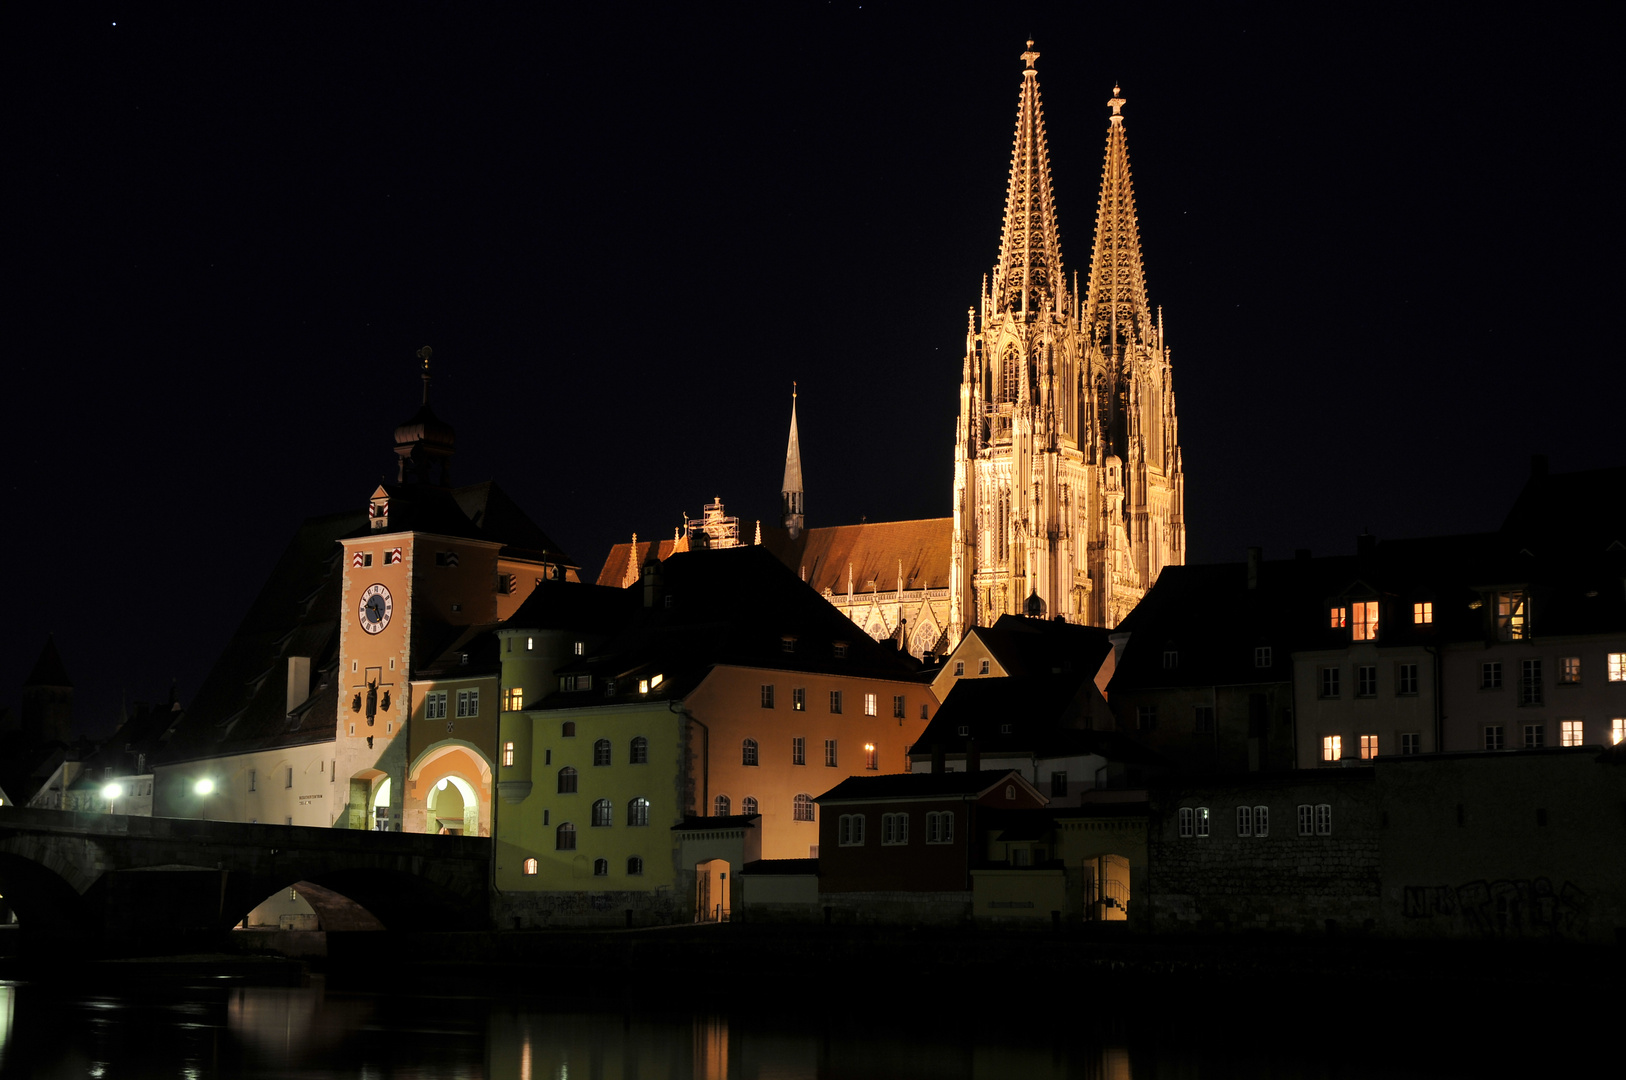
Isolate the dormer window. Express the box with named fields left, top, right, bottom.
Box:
left=1496, top=591, right=1528, bottom=641
left=1413, top=602, right=1434, bottom=625
left=832, top=642, right=848, bottom=659
left=1351, top=601, right=1379, bottom=641
left=1328, top=606, right=1346, bottom=629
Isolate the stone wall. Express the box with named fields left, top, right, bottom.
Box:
left=493, top=885, right=686, bottom=929
left=817, top=890, right=972, bottom=927
left=1148, top=771, right=1380, bottom=935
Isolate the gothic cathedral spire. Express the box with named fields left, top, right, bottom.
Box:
left=781, top=384, right=804, bottom=539
left=949, top=48, right=1185, bottom=645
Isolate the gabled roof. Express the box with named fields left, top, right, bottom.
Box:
left=816, top=768, right=1044, bottom=805
left=673, top=814, right=761, bottom=831
left=957, top=615, right=1115, bottom=680
left=541, top=546, right=922, bottom=712
left=504, top=578, right=638, bottom=634
left=758, top=517, right=951, bottom=596
left=24, top=635, right=72, bottom=688
left=921, top=672, right=1118, bottom=757
left=452, top=480, right=577, bottom=567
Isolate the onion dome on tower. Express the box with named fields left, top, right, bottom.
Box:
left=393, top=345, right=456, bottom=485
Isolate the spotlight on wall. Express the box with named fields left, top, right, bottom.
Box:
left=102, top=782, right=123, bottom=800
left=194, top=778, right=215, bottom=796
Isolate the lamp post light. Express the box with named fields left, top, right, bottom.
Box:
left=194, top=777, right=214, bottom=820
left=101, top=782, right=123, bottom=814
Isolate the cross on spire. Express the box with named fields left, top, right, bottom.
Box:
left=1021, top=40, right=1040, bottom=69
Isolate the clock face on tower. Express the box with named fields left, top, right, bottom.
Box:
left=358, top=583, right=393, bottom=634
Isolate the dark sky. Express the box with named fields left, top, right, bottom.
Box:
left=9, top=5, right=1622, bottom=736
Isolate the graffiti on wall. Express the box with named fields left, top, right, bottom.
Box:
left=1402, top=877, right=1590, bottom=938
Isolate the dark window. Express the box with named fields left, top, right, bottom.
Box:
left=593, top=739, right=611, bottom=766
left=1194, top=706, right=1215, bottom=733
left=556, top=823, right=576, bottom=850
left=557, top=766, right=578, bottom=794
left=893, top=695, right=906, bottom=719
left=1050, top=772, right=1067, bottom=797
left=714, top=794, right=731, bottom=816
left=593, top=858, right=608, bottom=876
left=742, top=739, right=759, bottom=767
left=627, top=856, right=644, bottom=875
left=630, top=736, right=648, bottom=764
left=628, top=797, right=650, bottom=826
left=562, top=721, right=576, bottom=737
left=760, top=684, right=775, bottom=708
left=591, top=799, right=612, bottom=827
left=793, top=794, right=814, bottom=821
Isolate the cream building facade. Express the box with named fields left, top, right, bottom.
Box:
left=950, top=45, right=1185, bottom=641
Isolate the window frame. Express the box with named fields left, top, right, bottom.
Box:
left=793, top=793, right=814, bottom=822
left=591, top=798, right=613, bottom=827
left=628, top=797, right=650, bottom=826
left=792, top=687, right=806, bottom=711
left=792, top=736, right=806, bottom=766
left=1560, top=720, right=1583, bottom=748
left=593, top=738, right=612, bottom=767
left=824, top=739, right=837, bottom=767
left=713, top=794, right=731, bottom=817
left=881, top=812, right=909, bottom=845
left=555, top=822, right=576, bottom=850
left=863, top=692, right=877, bottom=717
left=557, top=766, right=578, bottom=794
left=760, top=683, right=776, bottom=708
left=629, top=736, right=648, bottom=764
left=838, top=813, right=866, bottom=846
left=1319, top=667, right=1341, bottom=699
left=829, top=690, right=843, bottom=714
left=742, top=738, right=759, bottom=767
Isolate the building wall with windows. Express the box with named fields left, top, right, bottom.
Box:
left=153, top=742, right=338, bottom=826
left=685, top=664, right=933, bottom=861
left=1146, top=771, right=1381, bottom=935
left=491, top=699, right=686, bottom=924
left=1292, top=643, right=1438, bottom=768
left=1441, top=637, right=1626, bottom=753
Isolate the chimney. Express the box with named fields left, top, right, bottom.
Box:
left=286, top=657, right=312, bottom=715
left=966, top=738, right=980, bottom=773
left=931, top=744, right=945, bottom=774
left=1246, top=546, right=1262, bottom=590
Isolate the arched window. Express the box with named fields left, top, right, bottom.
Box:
left=714, top=794, right=731, bottom=817
left=628, top=797, right=650, bottom=826
left=591, top=798, right=613, bottom=827
left=562, top=721, right=576, bottom=737
left=522, top=857, right=538, bottom=875
left=593, top=858, right=608, bottom=876
left=630, top=736, right=648, bottom=764
left=627, top=856, right=644, bottom=875
left=793, top=794, right=814, bottom=822
left=593, top=739, right=611, bottom=766
left=742, top=738, right=759, bottom=767
left=742, top=796, right=758, bottom=817
left=557, top=766, right=578, bottom=794
left=556, top=822, right=576, bottom=850
left=1000, top=346, right=1019, bottom=403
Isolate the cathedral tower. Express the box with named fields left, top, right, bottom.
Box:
left=949, top=46, right=1185, bottom=643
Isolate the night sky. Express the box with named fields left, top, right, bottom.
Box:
left=9, top=6, right=1622, bottom=737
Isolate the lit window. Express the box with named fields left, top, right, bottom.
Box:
left=792, top=687, right=806, bottom=711
left=1481, top=662, right=1503, bottom=690
left=1397, top=663, right=1418, bottom=696
left=1322, top=735, right=1342, bottom=762
left=1610, top=654, right=1626, bottom=682
left=649, top=673, right=663, bottom=689
left=456, top=688, right=479, bottom=718
left=830, top=691, right=843, bottom=714
left=1351, top=600, right=1379, bottom=641
left=425, top=691, right=447, bottom=720
left=1254, top=646, right=1272, bottom=668
left=1178, top=807, right=1194, bottom=838
left=979, top=659, right=990, bottom=674
left=523, top=858, right=538, bottom=875
left=1315, top=804, right=1332, bottom=835
left=1496, top=591, right=1528, bottom=640
left=792, top=737, right=805, bottom=765
left=591, top=799, right=613, bottom=827
left=864, top=693, right=877, bottom=716
left=864, top=743, right=877, bottom=770
left=630, top=736, right=647, bottom=764
left=1523, top=724, right=1544, bottom=749
left=838, top=814, right=866, bottom=845
left=742, top=796, right=758, bottom=816
left=824, top=739, right=838, bottom=767
left=1413, top=601, right=1433, bottom=625
left=742, top=739, right=759, bottom=767
left=1560, top=720, right=1583, bottom=747
left=504, top=687, right=524, bottom=711
left=881, top=812, right=909, bottom=845
left=557, top=766, right=578, bottom=794
left=761, top=684, right=775, bottom=708
left=925, top=811, right=954, bottom=843
left=1360, top=734, right=1378, bottom=759
left=638, top=679, right=649, bottom=694
left=793, top=793, right=814, bottom=821
left=1612, top=719, right=1625, bottom=746
left=1320, top=667, right=1340, bottom=698
left=628, top=797, right=650, bottom=826
left=714, top=794, right=731, bottom=816
left=1136, top=705, right=1157, bottom=731
left=1520, top=659, right=1543, bottom=706
left=1401, top=733, right=1421, bottom=755
left=1236, top=806, right=1253, bottom=837
left=573, top=641, right=584, bottom=656
left=1194, top=706, right=1215, bottom=733
left=1254, top=806, right=1270, bottom=837
left=526, top=637, right=534, bottom=651
left=1558, top=657, right=1580, bottom=685
left=1163, top=650, right=1178, bottom=669
left=954, top=661, right=965, bottom=675
left=556, top=823, right=576, bottom=850
left=627, top=856, right=644, bottom=875
left=1328, top=606, right=1346, bottom=629
left=502, top=741, right=515, bottom=767
left=1484, top=725, right=1505, bottom=751
left=1297, top=804, right=1314, bottom=836
left=1194, top=807, right=1210, bottom=838
left=593, top=858, right=608, bottom=876
left=593, top=739, right=611, bottom=766
left=1357, top=666, right=1377, bottom=697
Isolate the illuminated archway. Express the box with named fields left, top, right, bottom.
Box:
left=407, top=740, right=492, bottom=836
left=426, top=773, right=478, bottom=836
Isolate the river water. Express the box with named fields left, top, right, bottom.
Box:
left=0, top=976, right=1544, bottom=1078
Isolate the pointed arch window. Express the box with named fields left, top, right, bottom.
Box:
left=742, top=796, right=759, bottom=817
left=793, top=793, right=815, bottom=822
left=714, top=794, right=731, bottom=817
left=1000, top=347, right=1019, bottom=403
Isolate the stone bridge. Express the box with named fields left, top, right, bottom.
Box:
left=0, top=806, right=490, bottom=955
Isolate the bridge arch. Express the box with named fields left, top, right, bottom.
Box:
left=0, top=850, right=90, bottom=948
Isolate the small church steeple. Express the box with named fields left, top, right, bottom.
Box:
left=781, top=383, right=804, bottom=539
left=393, top=345, right=456, bottom=486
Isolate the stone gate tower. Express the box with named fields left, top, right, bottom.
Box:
left=949, top=44, right=1185, bottom=643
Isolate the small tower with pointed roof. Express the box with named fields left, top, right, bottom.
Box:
left=19, top=635, right=74, bottom=744
left=781, top=384, right=805, bottom=540
left=394, top=346, right=456, bottom=486
left=950, top=47, right=1185, bottom=644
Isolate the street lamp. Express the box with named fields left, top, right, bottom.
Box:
left=195, top=777, right=214, bottom=820
left=101, top=782, right=122, bottom=814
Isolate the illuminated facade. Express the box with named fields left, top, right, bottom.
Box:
left=950, top=45, right=1185, bottom=642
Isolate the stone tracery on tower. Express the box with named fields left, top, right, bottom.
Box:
left=949, top=46, right=1185, bottom=644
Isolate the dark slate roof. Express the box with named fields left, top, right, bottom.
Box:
left=815, top=769, right=1029, bottom=803
left=672, top=814, right=761, bottom=831
left=24, top=635, right=72, bottom=688
left=920, top=671, right=1117, bottom=756
left=540, top=546, right=922, bottom=712
left=505, top=579, right=638, bottom=634
left=158, top=510, right=360, bottom=764
left=968, top=615, right=1116, bottom=679
left=1500, top=463, right=1626, bottom=559
left=742, top=859, right=819, bottom=876
left=413, top=624, right=502, bottom=680
left=452, top=481, right=576, bottom=567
